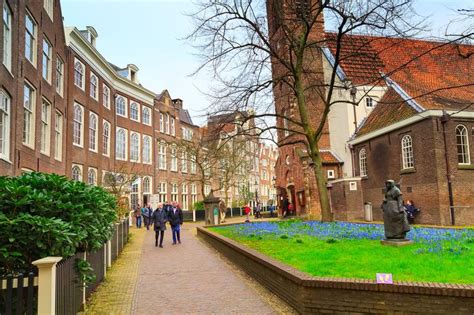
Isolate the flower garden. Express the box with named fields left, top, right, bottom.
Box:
left=209, top=220, right=474, bottom=284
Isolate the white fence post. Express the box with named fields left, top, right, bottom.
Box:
left=193, top=210, right=196, bottom=222
left=107, top=240, right=112, bottom=268
left=32, top=257, right=63, bottom=315
left=129, top=212, right=133, bottom=227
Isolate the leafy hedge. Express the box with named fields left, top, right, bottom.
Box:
left=0, top=173, right=117, bottom=275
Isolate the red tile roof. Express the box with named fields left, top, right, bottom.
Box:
left=320, top=150, right=343, bottom=164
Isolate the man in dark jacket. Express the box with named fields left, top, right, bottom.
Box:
left=168, top=201, right=183, bottom=244
left=142, top=203, right=153, bottom=230
left=152, top=203, right=168, bottom=248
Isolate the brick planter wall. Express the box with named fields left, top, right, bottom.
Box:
left=197, top=227, right=474, bottom=314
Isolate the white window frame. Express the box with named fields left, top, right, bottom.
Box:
left=72, top=103, right=84, bottom=147
left=359, top=148, right=367, bottom=177
left=89, top=112, right=98, bottom=152
left=42, top=37, right=52, bottom=83
left=90, top=73, right=98, bottom=100
left=44, top=0, right=54, bottom=21
left=182, top=183, right=188, bottom=210
left=159, top=182, right=167, bottom=203
left=116, top=96, right=127, bottom=117
left=456, top=125, right=471, bottom=165
left=142, top=106, right=151, bottom=126
left=159, top=142, right=167, bottom=170
left=181, top=151, right=188, bottom=173
left=327, top=169, right=335, bottom=179
left=143, top=176, right=152, bottom=195
left=74, top=59, right=85, bottom=90
left=54, top=111, right=63, bottom=161
left=72, top=164, right=83, bottom=181
left=190, top=154, right=197, bottom=174
left=103, top=85, right=111, bottom=109
left=401, top=135, right=414, bottom=169
left=116, top=127, right=128, bottom=161
left=171, top=183, right=178, bottom=202
left=159, top=112, right=164, bottom=132
left=165, top=113, right=170, bottom=134
left=191, top=184, right=197, bottom=207
left=0, top=89, right=11, bottom=162
left=130, top=132, right=140, bottom=162
left=171, top=117, right=175, bottom=136
left=55, top=57, right=64, bottom=96
left=23, top=82, right=36, bottom=149
left=130, top=102, right=140, bottom=122
left=170, top=145, right=178, bottom=172
left=40, top=98, right=51, bottom=156
left=3, top=2, right=12, bottom=71
left=24, top=11, right=37, bottom=67
left=103, top=120, right=111, bottom=157
left=366, top=97, right=375, bottom=108
left=88, top=168, right=98, bottom=186
left=142, top=135, right=152, bottom=164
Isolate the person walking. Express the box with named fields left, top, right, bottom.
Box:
left=152, top=203, right=168, bottom=248
left=168, top=201, right=183, bottom=244
left=142, top=203, right=153, bottom=230
left=244, top=204, right=251, bottom=223
left=134, top=204, right=142, bottom=228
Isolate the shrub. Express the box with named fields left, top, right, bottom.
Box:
left=0, top=172, right=117, bottom=275
left=192, top=201, right=204, bottom=211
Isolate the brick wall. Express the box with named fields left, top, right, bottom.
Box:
left=198, top=227, right=474, bottom=314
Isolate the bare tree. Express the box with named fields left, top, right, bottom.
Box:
left=187, top=0, right=472, bottom=221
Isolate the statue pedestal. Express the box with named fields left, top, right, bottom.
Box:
left=381, top=239, right=414, bottom=247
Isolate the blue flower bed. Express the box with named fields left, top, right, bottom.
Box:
left=214, top=221, right=473, bottom=254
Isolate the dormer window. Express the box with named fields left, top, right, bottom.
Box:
left=366, top=97, right=375, bottom=108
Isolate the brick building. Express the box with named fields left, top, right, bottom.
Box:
left=258, top=143, right=278, bottom=207
left=1, top=0, right=202, bottom=210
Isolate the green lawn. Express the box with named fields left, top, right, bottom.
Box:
left=210, top=223, right=474, bottom=284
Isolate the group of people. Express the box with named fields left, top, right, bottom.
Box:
left=134, top=202, right=184, bottom=248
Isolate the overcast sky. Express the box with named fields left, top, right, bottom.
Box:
left=61, top=0, right=473, bottom=125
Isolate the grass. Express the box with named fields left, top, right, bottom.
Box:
left=210, top=221, right=474, bottom=284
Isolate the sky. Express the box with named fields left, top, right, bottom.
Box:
left=61, top=0, right=473, bottom=126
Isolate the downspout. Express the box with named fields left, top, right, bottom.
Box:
left=440, top=112, right=455, bottom=225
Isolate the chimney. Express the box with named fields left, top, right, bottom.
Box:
left=127, top=64, right=139, bottom=84
left=173, top=98, right=183, bottom=109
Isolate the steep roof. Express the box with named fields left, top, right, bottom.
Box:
left=179, top=108, right=195, bottom=126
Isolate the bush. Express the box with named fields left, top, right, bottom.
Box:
left=192, top=201, right=204, bottom=211
left=0, top=173, right=117, bottom=275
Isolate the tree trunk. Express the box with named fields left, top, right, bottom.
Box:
left=309, top=142, right=333, bottom=222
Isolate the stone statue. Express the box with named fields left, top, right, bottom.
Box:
left=381, top=180, right=410, bottom=240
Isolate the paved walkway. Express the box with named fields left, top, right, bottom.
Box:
left=86, top=219, right=295, bottom=314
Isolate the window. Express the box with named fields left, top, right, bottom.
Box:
left=142, top=136, right=151, bottom=164
left=103, top=85, right=110, bottom=109
left=116, top=128, right=127, bottom=160
left=171, top=183, right=178, bottom=202
left=171, top=117, right=175, bottom=136
left=456, top=125, right=470, bottom=164
left=327, top=170, right=335, bottom=179
left=182, top=127, right=194, bottom=141
left=165, top=114, right=170, bottom=134
left=143, top=177, right=151, bottom=194
left=401, top=135, right=414, bottom=169
left=283, top=110, right=289, bottom=137
left=42, top=38, right=52, bottom=83
left=170, top=146, right=178, bottom=171
left=181, top=152, right=188, bottom=173
left=3, top=3, right=12, bottom=70
left=44, top=0, right=54, bottom=21
left=262, top=171, right=268, bottom=180
left=24, top=12, right=36, bottom=66
left=0, top=90, right=11, bottom=161
left=359, top=148, right=367, bottom=177
left=204, top=185, right=211, bottom=197
left=159, top=112, right=164, bottom=132
left=182, top=184, right=188, bottom=210
left=191, top=184, right=197, bottom=207
left=130, top=102, right=139, bottom=121
left=74, top=59, right=85, bottom=89
left=366, top=97, right=375, bottom=108
left=55, top=57, right=64, bottom=96
left=116, top=96, right=126, bottom=117
left=159, top=142, right=167, bottom=170
left=89, top=113, right=98, bottom=152
left=72, top=165, right=82, bottom=181
left=40, top=99, right=51, bottom=155
left=190, top=154, right=197, bottom=174
left=54, top=111, right=63, bottom=161
left=159, top=182, right=167, bottom=203
left=73, top=103, right=84, bottom=147
left=102, top=120, right=110, bottom=156
left=23, top=83, right=36, bottom=148
left=88, top=168, right=97, bottom=186
left=130, top=132, right=140, bottom=162
left=142, top=107, right=151, bottom=125
left=130, top=179, right=139, bottom=209
left=90, top=74, right=98, bottom=100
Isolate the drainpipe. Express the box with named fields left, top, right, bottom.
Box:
left=350, top=86, right=358, bottom=132
left=440, top=111, right=455, bottom=225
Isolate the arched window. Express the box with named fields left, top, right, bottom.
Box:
left=116, top=96, right=126, bottom=117
left=116, top=128, right=126, bottom=160
left=73, top=104, right=83, bottom=146
left=130, top=102, right=139, bottom=121
left=88, top=168, right=97, bottom=185
left=142, top=107, right=151, bottom=125
left=103, top=85, right=110, bottom=108
left=359, top=148, right=367, bottom=177
left=72, top=165, right=82, bottom=181
left=74, top=61, right=84, bottom=88
left=143, top=177, right=151, bottom=194
left=401, top=135, right=414, bottom=169
left=456, top=125, right=470, bottom=164
left=90, top=74, right=98, bottom=99
left=103, top=121, right=110, bottom=156
left=89, top=113, right=97, bottom=151
left=159, top=142, right=167, bottom=170
left=142, top=136, right=151, bottom=164
left=130, top=132, right=140, bottom=161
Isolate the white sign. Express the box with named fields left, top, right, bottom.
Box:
left=149, top=194, right=160, bottom=210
